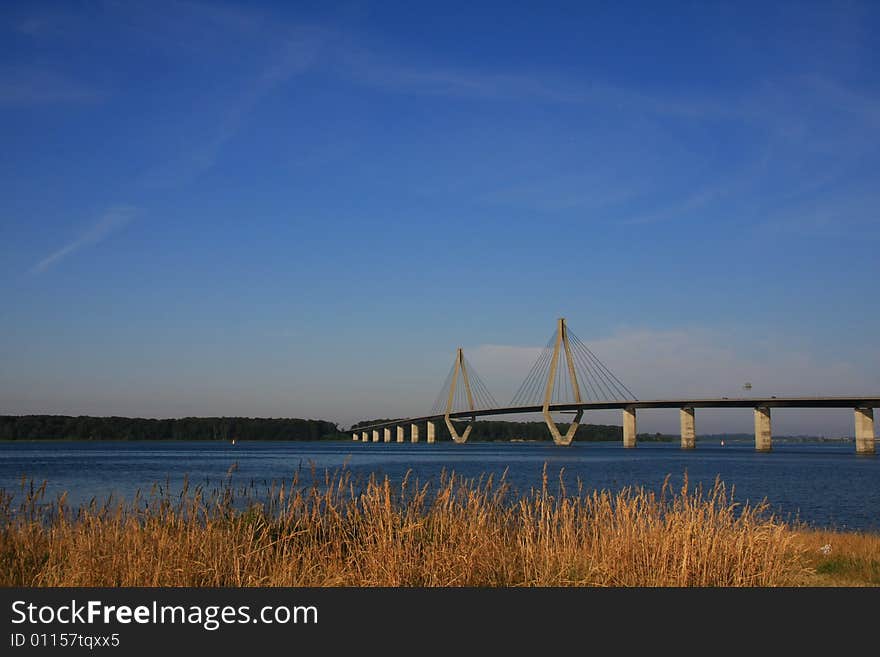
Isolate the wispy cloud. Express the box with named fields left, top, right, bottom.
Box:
left=618, top=167, right=764, bottom=227
left=140, top=30, right=322, bottom=187
left=30, top=206, right=138, bottom=274
left=16, top=16, right=56, bottom=37
left=0, top=67, right=101, bottom=106
left=338, top=51, right=583, bottom=102
left=480, top=171, right=639, bottom=214
left=758, top=180, right=880, bottom=235
left=328, top=41, right=758, bottom=120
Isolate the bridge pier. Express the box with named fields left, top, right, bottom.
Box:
left=855, top=407, right=875, bottom=455
left=427, top=420, right=436, bottom=444
left=445, top=417, right=473, bottom=443
left=680, top=407, right=696, bottom=449
left=397, top=426, right=405, bottom=443
left=383, top=427, right=392, bottom=442
left=361, top=431, right=369, bottom=443
left=754, top=407, right=772, bottom=452
left=372, top=429, right=380, bottom=443
left=411, top=423, right=420, bottom=443
left=352, top=432, right=359, bottom=441
left=622, top=407, right=637, bottom=448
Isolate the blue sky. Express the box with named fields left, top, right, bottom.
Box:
left=1, top=1, right=878, bottom=434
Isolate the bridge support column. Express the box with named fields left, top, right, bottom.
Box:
left=372, top=430, right=380, bottom=443
left=361, top=431, right=369, bottom=442
left=680, top=407, right=695, bottom=449
left=383, top=428, right=392, bottom=443
left=443, top=347, right=476, bottom=443
left=411, top=423, right=420, bottom=443
left=541, top=319, right=584, bottom=446
left=397, top=426, right=405, bottom=443
left=855, top=407, right=875, bottom=455
left=754, top=407, right=772, bottom=452
left=352, top=432, right=359, bottom=441
left=427, top=421, right=436, bottom=444
left=622, top=407, right=637, bottom=448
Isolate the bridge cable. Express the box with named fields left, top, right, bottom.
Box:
left=572, top=338, right=620, bottom=401
left=431, top=360, right=458, bottom=415
left=433, top=351, right=502, bottom=416
left=509, top=332, right=556, bottom=407
left=520, top=345, right=553, bottom=406
left=464, top=356, right=499, bottom=409
left=509, top=347, right=545, bottom=406
left=574, top=345, right=602, bottom=402
left=570, top=340, right=616, bottom=401
left=519, top=342, right=554, bottom=407
left=568, top=331, right=637, bottom=400
left=506, top=323, right=638, bottom=407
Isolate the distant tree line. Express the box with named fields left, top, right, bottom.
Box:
left=342, top=419, right=677, bottom=442
left=0, top=416, right=339, bottom=441
left=0, top=415, right=681, bottom=442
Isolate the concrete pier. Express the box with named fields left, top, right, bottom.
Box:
left=622, top=407, right=637, bottom=448
left=411, top=423, right=420, bottom=443
left=754, top=407, right=772, bottom=452
left=383, top=427, right=391, bottom=442
left=397, top=426, right=405, bottom=443
left=352, top=433, right=359, bottom=441
left=372, top=429, right=380, bottom=443
left=361, top=431, right=369, bottom=442
left=427, top=420, right=436, bottom=444
left=855, top=407, right=875, bottom=455
left=680, top=407, right=695, bottom=449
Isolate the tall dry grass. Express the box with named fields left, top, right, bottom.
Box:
left=0, top=468, right=807, bottom=586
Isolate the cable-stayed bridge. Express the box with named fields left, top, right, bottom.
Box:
left=352, top=318, right=878, bottom=454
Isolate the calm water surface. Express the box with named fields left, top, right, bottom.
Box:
left=1, top=440, right=877, bottom=531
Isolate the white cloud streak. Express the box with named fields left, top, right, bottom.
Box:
left=0, top=67, right=100, bottom=106
left=30, top=206, right=138, bottom=274
left=140, top=30, right=322, bottom=187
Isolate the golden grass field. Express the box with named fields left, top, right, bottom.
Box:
left=1, top=468, right=876, bottom=587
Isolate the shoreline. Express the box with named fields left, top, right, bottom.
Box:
left=0, top=437, right=859, bottom=443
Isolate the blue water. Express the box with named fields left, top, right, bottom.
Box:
left=1, top=440, right=878, bottom=531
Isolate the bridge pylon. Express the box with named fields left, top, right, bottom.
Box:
left=445, top=347, right=476, bottom=444
left=543, top=318, right=584, bottom=446
left=430, top=347, right=499, bottom=443
left=509, top=317, right=637, bottom=446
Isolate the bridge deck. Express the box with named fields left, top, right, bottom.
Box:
left=353, top=397, right=880, bottom=432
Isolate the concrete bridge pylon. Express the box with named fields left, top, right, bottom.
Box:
left=444, top=347, right=476, bottom=444
left=543, top=318, right=584, bottom=446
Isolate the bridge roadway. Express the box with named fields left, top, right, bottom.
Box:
left=351, top=396, right=880, bottom=454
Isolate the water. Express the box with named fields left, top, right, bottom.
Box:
left=1, top=440, right=878, bottom=531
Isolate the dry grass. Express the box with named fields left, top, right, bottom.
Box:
left=0, top=468, right=812, bottom=587
left=792, top=529, right=880, bottom=586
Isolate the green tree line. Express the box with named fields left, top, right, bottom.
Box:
left=0, top=415, right=678, bottom=442
left=0, top=416, right=339, bottom=441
